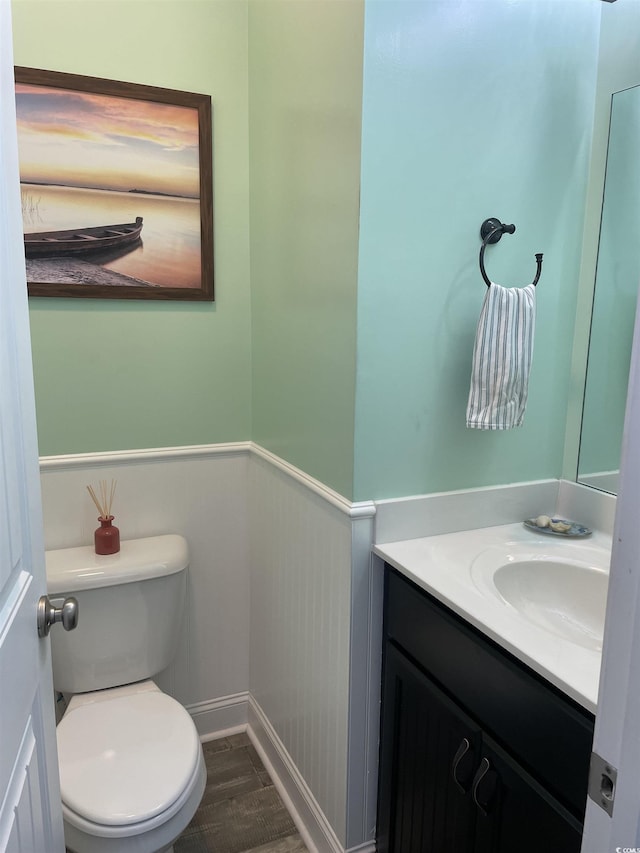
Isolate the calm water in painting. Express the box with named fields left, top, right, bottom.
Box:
left=21, top=184, right=200, bottom=288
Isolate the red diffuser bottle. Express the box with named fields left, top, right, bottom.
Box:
left=87, top=479, right=120, bottom=555
left=94, top=515, right=120, bottom=555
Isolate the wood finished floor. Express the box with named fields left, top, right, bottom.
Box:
left=174, top=732, right=308, bottom=853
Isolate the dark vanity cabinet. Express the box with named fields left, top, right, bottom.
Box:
left=377, top=567, right=595, bottom=853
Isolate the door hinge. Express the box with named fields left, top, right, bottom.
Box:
left=588, top=752, right=617, bottom=817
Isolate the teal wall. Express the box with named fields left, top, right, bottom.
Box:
left=248, top=0, right=364, bottom=499
left=12, top=0, right=252, bottom=456
left=354, top=0, right=601, bottom=501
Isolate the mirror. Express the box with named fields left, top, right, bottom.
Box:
left=578, top=85, right=640, bottom=495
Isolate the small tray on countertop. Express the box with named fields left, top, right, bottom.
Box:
left=523, top=518, right=592, bottom=538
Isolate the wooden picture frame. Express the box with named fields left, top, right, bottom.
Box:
left=15, top=67, right=214, bottom=301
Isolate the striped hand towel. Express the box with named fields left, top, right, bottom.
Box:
left=466, top=283, right=536, bottom=430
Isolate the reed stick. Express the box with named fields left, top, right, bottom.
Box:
left=86, top=479, right=117, bottom=518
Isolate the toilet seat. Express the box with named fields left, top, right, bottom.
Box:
left=62, top=751, right=205, bottom=841
left=57, top=683, right=201, bottom=831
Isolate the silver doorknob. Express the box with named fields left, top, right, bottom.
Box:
left=37, top=595, right=79, bottom=638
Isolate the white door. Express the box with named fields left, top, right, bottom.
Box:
left=0, top=1, right=65, bottom=850
left=581, top=292, right=640, bottom=850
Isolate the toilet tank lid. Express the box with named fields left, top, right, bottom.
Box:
left=46, top=534, right=189, bottom=594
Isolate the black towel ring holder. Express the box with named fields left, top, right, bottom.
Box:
left=479, top=218, right=543, bottom=288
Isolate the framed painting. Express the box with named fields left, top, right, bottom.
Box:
left=14, top=67, right=214, bottom=301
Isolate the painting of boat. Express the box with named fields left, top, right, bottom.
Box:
left=24, top=216, right=143, bottom=258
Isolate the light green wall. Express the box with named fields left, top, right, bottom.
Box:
left=12, top=0, right=252, bottom=456
left=563, top=0, right=640, bottom=483
left=248, top=0, right=364, bottom=499
left=354, top=0, right=601, bottom=501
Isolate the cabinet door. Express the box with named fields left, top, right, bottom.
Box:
left=378, top=643, right=480, bottom=853
left=472, top=732, right=583, bottom=853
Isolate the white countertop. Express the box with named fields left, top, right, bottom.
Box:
left=374, top=522, right=612, bottom=713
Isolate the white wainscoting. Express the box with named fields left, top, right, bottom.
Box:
left=248, top=696, right=375, bottom=853
left=39, top=442, right=379, bottom=852
left=248, top=447, right=376, bottom=851
left=39, top=444, right=250, bottom=716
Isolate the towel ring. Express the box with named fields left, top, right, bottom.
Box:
left=479, top=218, right=543, bottom=288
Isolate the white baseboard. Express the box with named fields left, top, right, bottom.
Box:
left=248, top=695, right=363, bottom=853
left=186, top=691, right=249, bottom=738
left=188, top=691, right=376, bottom=853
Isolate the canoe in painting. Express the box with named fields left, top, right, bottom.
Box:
left=24, top=216, right=143, bottom=258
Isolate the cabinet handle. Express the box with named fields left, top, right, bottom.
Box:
left=471, top=757, right=496, bottom=816
left=452, top=737, right=472, bottom=793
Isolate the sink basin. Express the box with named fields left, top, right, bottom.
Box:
left=472, top=547, right=610, bottom=651
left=492, top=560, right=608, bottom=651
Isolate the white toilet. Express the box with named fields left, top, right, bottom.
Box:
left=46, top=534, right=206, bottom=853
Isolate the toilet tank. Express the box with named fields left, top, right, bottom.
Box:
left=46, top=535, right=189, bottom=694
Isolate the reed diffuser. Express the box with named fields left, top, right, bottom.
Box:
left=87, top=479, right=120, bottom=555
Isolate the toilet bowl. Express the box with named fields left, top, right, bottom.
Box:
left=46, top=536, right=205, bottom=853
left=57, top=682, right=206, bottom=853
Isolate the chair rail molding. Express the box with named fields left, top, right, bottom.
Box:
left=40, top=442, right=376, bottom=520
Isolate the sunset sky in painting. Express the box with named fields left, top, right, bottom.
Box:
left=15, top=84, right=200, bottom=198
